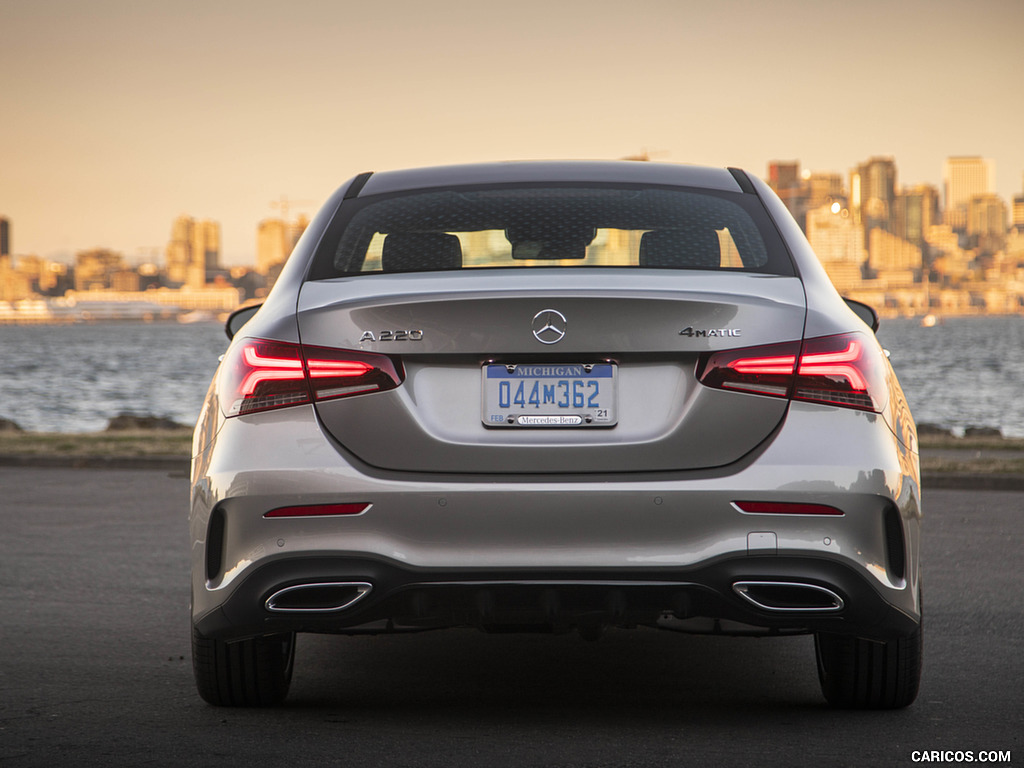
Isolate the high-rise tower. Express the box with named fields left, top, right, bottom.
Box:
left=166, top=216, right=221, bottom=288
left=944, top=156, right=994, bottom=231
left=0, top=216, right=9, bottom=259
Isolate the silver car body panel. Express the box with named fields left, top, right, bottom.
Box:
left=296, top=271, right=805, bottom=473
left=190, top=161, right=921, bottom=649
left=357, top=161, right=745, bottom=197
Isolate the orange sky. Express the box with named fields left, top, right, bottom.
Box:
left=2, top=0, right=1022, bottom=265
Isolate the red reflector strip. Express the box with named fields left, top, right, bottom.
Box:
left=264, top=503, right=371, bottom=518
left=734, top=501, right=844, bottom=516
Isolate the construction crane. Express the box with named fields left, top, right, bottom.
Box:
left=621, top=149, right=669, bottom=162
left=269, top=195, right=316, bottom=222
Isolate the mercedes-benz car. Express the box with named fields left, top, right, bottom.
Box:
left=190, top=161, right=922, bottom=709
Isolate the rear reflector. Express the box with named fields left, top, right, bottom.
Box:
left=219, top=338, right=403, bottom=417
left=734, top=501, right=844, bottom=516
left=264, top=503, right=371, bottom=518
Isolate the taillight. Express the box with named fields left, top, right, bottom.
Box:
left=697, top=332, right=887, bottom=413
left=696, top=341, right=800, bottom=397
left=219, top=338, right=403, bottom=417
left=793, top=334, right=883, bottom=411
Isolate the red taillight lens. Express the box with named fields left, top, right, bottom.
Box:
left=222, top=340, right=310, bottom=416
left=696, top=341, right=799, bottom=397
left=793, top=334, right=883, bottom=411
left=697, top=332, right=887, bottom=413
left=219, top=339, right=403, bottom=417
left=304, top=349, right=402, bottom=401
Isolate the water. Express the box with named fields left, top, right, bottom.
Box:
left=877, top=316, right=1024, bottom=438
left=1, top=322, right=228, bottom=433
left=1, top=317, right=1023, bottom=436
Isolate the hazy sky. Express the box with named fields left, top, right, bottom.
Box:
left=2, top=0, right=1022, bottom=265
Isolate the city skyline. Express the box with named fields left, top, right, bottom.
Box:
left=4, top=148, right=1024, bottom=321
left=2, top=0, right=1023, bottom=265
left=3, top=150, right=1018, bottom=269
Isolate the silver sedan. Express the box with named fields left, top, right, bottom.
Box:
left=190, top=161, right=922, bottom=709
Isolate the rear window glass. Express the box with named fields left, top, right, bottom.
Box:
left=317, top=185, right=791, bottom=277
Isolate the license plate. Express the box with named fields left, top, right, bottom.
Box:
left=482, top=363, right=617, bottom=427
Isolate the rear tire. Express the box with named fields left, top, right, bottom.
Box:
left=814, top=607, right=922, bottom=709
left=191, top=626, right=295, bottom=707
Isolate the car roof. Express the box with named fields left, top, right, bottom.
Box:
left=356, top=161, right=745, bottom=197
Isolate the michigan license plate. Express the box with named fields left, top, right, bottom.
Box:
left=482, top=363, right=617, bottom=427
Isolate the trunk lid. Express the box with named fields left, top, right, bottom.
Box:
left=296, top=270, right=806, bottom=474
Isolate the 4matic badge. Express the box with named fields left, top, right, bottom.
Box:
left=679, top=326, right=742, bottom=338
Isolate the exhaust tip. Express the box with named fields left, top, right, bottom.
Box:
left=265, top=582, right=372, bottom=613
left=733, top=581, right=844, bottom=612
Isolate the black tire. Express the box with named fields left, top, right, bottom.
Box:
left=814, top=609, right=922, bottom=709
left=191, top=625, right=295, bottom=707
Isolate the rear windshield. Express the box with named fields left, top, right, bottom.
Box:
left=313, top=185, right=793, bottom=277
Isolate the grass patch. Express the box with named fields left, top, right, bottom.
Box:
left=0, top=429, right=193, bottom=457
left=918, top=434, right=1024, bottom=451
left=921, top=456, right=1024, bottom=475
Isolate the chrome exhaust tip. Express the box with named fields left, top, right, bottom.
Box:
left=733, top=581, right=844, bottom=612
left=265, top=582, right=372, bottom=613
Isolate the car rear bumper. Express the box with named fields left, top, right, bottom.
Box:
left=190, top=401, right=921, bottom=642
left=193, top=552, right=920, bottom=643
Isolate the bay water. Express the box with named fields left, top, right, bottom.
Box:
left=1, top=316, right=1022, bottom=437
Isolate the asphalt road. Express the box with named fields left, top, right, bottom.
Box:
left=1, top=467, right=1020, bottom=768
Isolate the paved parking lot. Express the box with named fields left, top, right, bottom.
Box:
left=1, top=467, right=1020, bottom=767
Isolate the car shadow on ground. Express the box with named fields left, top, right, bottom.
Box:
left=285, top=626, right=828, bottom=716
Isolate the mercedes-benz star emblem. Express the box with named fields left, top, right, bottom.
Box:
left=532, top=309, right=567, bottom=344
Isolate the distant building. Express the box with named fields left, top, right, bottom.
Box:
left=256, top=219, right=289, bottom=275
left=1005, top=229, right=1024, bottom=260
left=944, top=156, right=994, bottom=231
left=0, top=225, right=35, bottom=300
left=767, top=161, right=808, bottom=229
left=1013, top=195, right=1024, bottom=230
left=165, top=216, right=221, bottom=288
left=805, top=172, right=846, bottom=212
left=850, top=157, right=897, bottom=237
left=869, top=229, right=922, bottom=275
left=892, top=184, right=941, bottom=253
left=768, top=161, right=801, bottom=191
left=110, top=268, right=141, bottom=293
left=1013, top=175, right=1024, bottom=230
left=74, top=248, right=125, bottom=291
left=256, top=215, right=309, bottom=278
left=806, top=204, right=866, bottom=292
left=968, top=194, right=1007, bottom=252
left=13, top=255, right=58, bottom=293
left=926, top=224, right=972, bottom=285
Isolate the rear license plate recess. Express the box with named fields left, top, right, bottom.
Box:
left=482, top=363, right=617, bottom=427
